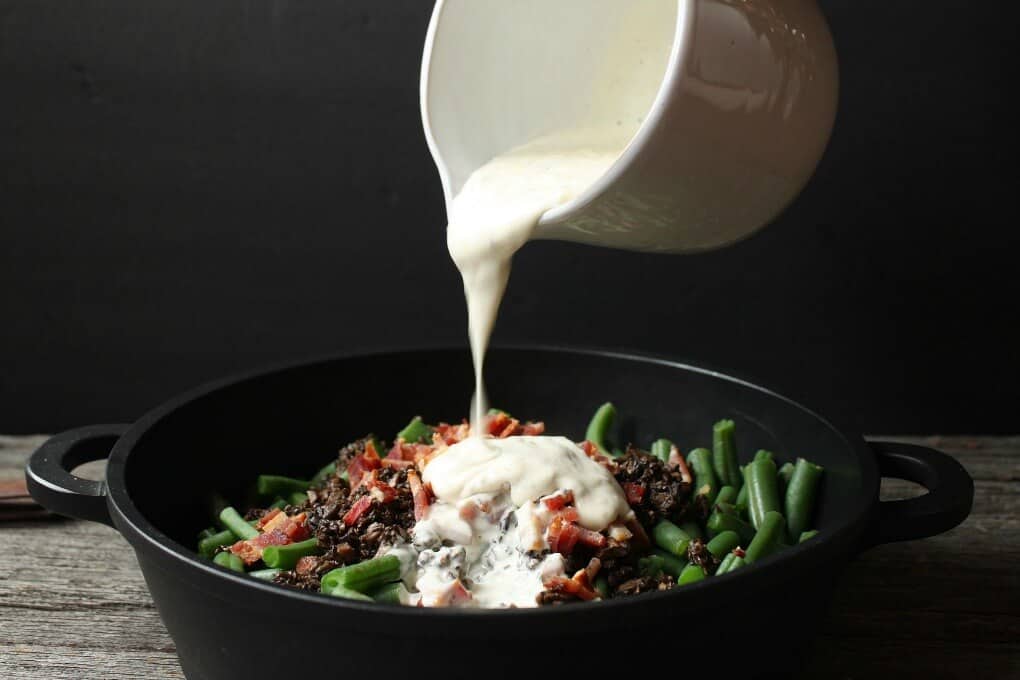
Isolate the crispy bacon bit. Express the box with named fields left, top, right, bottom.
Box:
left=381, top=457, right=414, bottom=470
left=434, top=421, right=470, bottom=446
left=342, top=495, right=373, bottom=526
left=623, top=482, right=646, bottom=505
left=575, top=526, right=608, bottom=549
left=407, top=469, right=431, bottom=521
left=256, top=508, right=283, bottom=530
left=521, top=421, right=545, bottom=436
left=543, top=574, right=599, bottom=602
left=669, top=445, right=693, bottom=484
left=260, top=511, right=310, bottom=542
left=734, top=547, right=746, bottom=558
left=368, top=479, right=399, bottom=504
left=348, top=449, right=382, bottom=487
left=230, top=530, right=289, bottom=565
left=583, top=557, right=602, bottom=583
left=580, top=440, right=599, bottom=457
left=542, top=490, right=575, bottom=512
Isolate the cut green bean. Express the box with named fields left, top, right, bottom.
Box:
left=680, top=519, right=704, bottom=541
left=397, top=416, right=433, bottom=444
left=677, top=563, right=706, bottom=586
left=650, top=438, right=673, bottom=464
left=706, top=530, right=741, bottom=559
left=256, top=475, right=310, bottom=498
left=249, top=568, right=281, bottom=581
left=321, top=554, right=401, bottom=594
left=213, top=550, right=245, bottom=573
left=262, top=538, right=319, bottom=570
left=326, top=585, right=373, bottom=602
left=728, top=556, right=746, bottom=572
left=712, top=419, right=742, bottom=488
left=197, top=526, right=217, bottom=541
left=785, top=458, right=824, bottom=542
left=687, top=448, right=718, bottom=502
left=652, top=549, right=687, bottom=578
left=310, top=461, right=337, bottom=486
left=639, top=554, right=666, bottom=578
left=288, top=491, right=308, bottom=506
left=594, top=577, right=610, bottom=599
left=370, top=581, right=407, bottom=604
left=735, top=466, right=749, bottom=514
left=198, top=529, right=236, bottom=558
left=744, top=511, right=786, bottom=564
left=715, top=552, right=737, bottom=575
left=777, top=461, right=795, bottom=499
left=714, top=485, right=737, bottom=508
left=799, top=529, right=820, bottom=543
left=754, top=449, right=775, bottom=463
left=746, top=457, right=781, bottom=530
left=652, top=520, right=693, bottom=557
left=219, top=507, right=258, bottom=540
left=707, top=508, right=756, bottom=545
left=268, top=497, right=288, bottom=511
left=585, top=402, right=619, bottom=457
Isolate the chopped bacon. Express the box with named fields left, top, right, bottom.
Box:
left=669, top=445, right=693, bottom=484
left=734, top=547, right=746, bottom=558
left=542, top=490, right=575, bottom=512
left=347, top=448, right=382, bottom=487
left=368, top=479, right=398, bottom=504
left=543, top=574, right=599, bottom=601
left=261, top=510, right=309, bottom=542
left=622, top=482, right=646, bottom=505
left=574, top=526, right=607, bottom=549
left=579, top=440, right=599, bottom=457
left=255, top=508, right=283, bottom=530
left=295, top=556, right=318, bottom=575
left=342, top=495, right=373, bottom=526
left=380, top=457, right=414, bottom=470
left=548, top=517, right=579, bottom=555
left=407, top=470, right=431, bottom=521
left=434, top=421, right=470, bottom=446
left=521, top=421, right=545, bottom=436
left=230, top=530, right=289, bottom=565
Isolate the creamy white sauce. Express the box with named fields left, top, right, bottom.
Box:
left=424, top=436, right=631, bottom=530
left=446, top=130, right=629, bottom=427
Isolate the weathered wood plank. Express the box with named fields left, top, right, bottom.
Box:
left=0, top=435, right=1015, bottom=679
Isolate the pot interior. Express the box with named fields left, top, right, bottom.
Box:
left=121, top=348, right=874, bottom=552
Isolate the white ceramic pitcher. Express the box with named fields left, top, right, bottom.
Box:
left=421, top=0, right=838, bottom=253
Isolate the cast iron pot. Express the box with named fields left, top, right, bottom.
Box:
left=27, top=348, right=973, bottom=679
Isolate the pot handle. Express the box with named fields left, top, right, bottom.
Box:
left=25, top=424, right=130, bottom=527
left=865, top=440, right=973, bottom=548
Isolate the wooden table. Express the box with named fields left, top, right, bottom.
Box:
left=1, top=435, right=1016, bottom=678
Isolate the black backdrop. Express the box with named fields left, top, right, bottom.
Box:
left=2, top=1, right=1016, bottom=434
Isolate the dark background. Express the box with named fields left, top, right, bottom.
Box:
left=1, top=1, right=1016, bottom=435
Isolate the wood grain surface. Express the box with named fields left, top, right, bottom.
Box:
left=1, top=434, right=1016, bottom=678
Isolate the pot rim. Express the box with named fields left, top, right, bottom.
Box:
left=104, top=344, right=878, bottom=627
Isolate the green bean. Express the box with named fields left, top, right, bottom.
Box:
left=397, top=415, right=433, bottom=444
left=745, top=457, right=781, bottom=530
left=777, top=461, right=795, bottom=499
left=249, top=568, right=281, bottom=581
left=198, top=529, right=236, bottom=558
left=650, top=438, right=673, bottom=464
left=735, top=466, right=749, bottom=515
left=706, top=530, right=741, bottom=560
left=652, top=520, right=693, bottom=558
left=197, top=526, right=217, bottom=541
left=727, top=556, right=746, bottom=572
left=686, top=448, right=717, bottom=502
left=585, top=402, right=619, bottom=457
left=268, top=497, right=288, bottom=511
left=310, top=461, right=337, bottom=486
left=715, top=552, right=737, bottom=575
left=785, top=458, right=824, bottom=542
left=744, top=511, right=786, bottom=564
left=680, top=519, right=704, bottom=541
left=639, top=554, right=666, bottom=578
left=256, top=475, right=310, bottom=498
left=288, top=491, right=308, bottom=506
left=219, top=507, right=258, bottom=540
left=326, top=585, right=373, bottom=602
left=594, top=577, right=610, bottom=599
left=652, top=549, right=687, bottom=578
left=712, top=419, right=742, bottom=488
left=213, top=550, right=245, bottom=573
left=321, top=554, right=401, bottom=594
left=714, top=485, right=737, bottom=508
left=707, top=508, right=756, bottom=545
left=370, top=581, right=407, bottom=604
left=262, top=538, right=319, bottom=570
left=799, top=529, right=819, bottom=543
left=677, top=563, right=706, bottom=586
left=754, top=449, right=775, bottom=463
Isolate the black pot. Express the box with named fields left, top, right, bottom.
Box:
left=27, top=348, right=972, bottom=679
